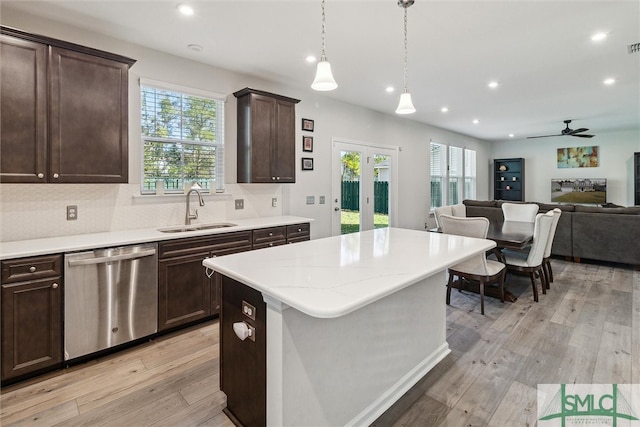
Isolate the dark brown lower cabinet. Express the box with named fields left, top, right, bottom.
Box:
left=157, top=231, right=253, bottom=332
left=220, top=274, right=267, bottom=426
left=1, top=255, right=63, bottom=383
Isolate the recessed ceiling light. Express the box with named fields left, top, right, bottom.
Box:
left=591, top=32, right=608, bottom=42
left=188, top=44, right=203, bottom=52
left=488, top=81, right=499, bottom=89
left=177, top=3, right=194, bottom=16
left=509, top=133, right=515, bottom=138
left=440, top=107, right=448, bottom=113
left=603, top=77, right=616, bottom=85
left=385, top=86, right=395, bottom=93
left=472, top=119, right=479, bottom=124
left=306, top=55, right=317, bottom=63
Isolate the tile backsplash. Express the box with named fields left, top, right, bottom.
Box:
left=0, top=183, right=283, bottom=242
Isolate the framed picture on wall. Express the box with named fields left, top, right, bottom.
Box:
left=302, top=136, right=313, bottom=152
left=302, top=157, right=314, bottom=170
left=302, top=118, right=314, bottom=132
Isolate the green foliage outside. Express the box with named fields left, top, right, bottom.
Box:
left=341, top=210, right=389, bottom=234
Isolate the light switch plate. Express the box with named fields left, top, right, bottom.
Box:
left=319, top=196, right=326, bottom=204
left=306, top=196, right=315, bottom=205
left=235, top=199, right=244, bottom=210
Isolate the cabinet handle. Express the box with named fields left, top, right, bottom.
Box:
left=276, top=176, right=280, bottom=180
left=53, top=173, right=60, bottom=179
left=29, top=266, right=37, bottom=273
left=52, top=283, right=59, bottom=289
left=37, top=173, right=44, bottom=179
left=269, top=243, right=273, bottom=247
left=268, top=232, right=273, bottom=236
left=272, top=177, right=276, bottom=181
left=298, top=228, right=302, bottom=232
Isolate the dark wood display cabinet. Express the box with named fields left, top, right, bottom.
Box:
left=494, top=158, right=525, bottom=202
left=234, top=88, right=300, bottom=183
left=635, top=152, right=640, bottom=206
left=157, top=231, right=253, bottom=331
left=1, top=254, right=63, bottom=384
left=0, top=27, right=135, bottom=183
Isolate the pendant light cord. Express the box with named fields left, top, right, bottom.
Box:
left=402, top=4, right=409, bottom=93
left=320, top=0, right=327, bottom=61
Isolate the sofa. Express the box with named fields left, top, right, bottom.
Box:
left=462, top=199, right=640, bottom=267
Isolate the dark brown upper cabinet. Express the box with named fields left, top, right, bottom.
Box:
left=0, top=27, right=135, bottom=183
left=234, top=88, right=300, bottom=183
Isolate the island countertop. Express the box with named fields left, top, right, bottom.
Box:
left=203, top=227, right=495, bottom=318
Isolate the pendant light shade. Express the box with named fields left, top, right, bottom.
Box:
left=395, top=91, right=416, bottom=114
left=396, top=0, right=415, bottom=114
left=311, top=0, right=337, bottom=91
left=312, top=61, right=338, bottom=91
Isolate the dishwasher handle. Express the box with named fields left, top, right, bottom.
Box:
left=67, top=248, right=157, bottom=267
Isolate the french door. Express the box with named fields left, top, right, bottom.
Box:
left=331, top=139, right=398, bottom=236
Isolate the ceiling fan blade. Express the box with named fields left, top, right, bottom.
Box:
left=526, top=134, right=563, bottom=139
left=568, top=127, right=589, bottom=134
left=571, top=133, right=594, bottom=138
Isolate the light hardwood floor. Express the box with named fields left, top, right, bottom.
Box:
left=1, top=258, right=638, bottom=426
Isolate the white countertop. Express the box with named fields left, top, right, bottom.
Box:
left=0, top=216, right=312, bottom=260
left=203, top=227, right=495, bottom=319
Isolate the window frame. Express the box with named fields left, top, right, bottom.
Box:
left=430, top=141, right=476, bottom=210
left=139, top=78, right=226, bottom=195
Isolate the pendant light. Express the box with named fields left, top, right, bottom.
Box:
left=395, top=0, right=416, bottom=114
left=311, top=0, right=338, bottom=91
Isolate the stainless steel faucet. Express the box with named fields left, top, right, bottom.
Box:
left=185, top=183, right=205, bottom=225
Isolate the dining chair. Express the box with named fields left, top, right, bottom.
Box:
left=439, top=214, right=506, bottom=315
left=434, top=204, right=466, bottom=231
left=501, top=202, right=539, bottom=223
left=503, top=210, right=555, bottom=302
left=542, top=208, right=562, bottom=287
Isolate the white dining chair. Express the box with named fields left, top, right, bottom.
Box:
left=439, top=214, right=506, bottom=315
left=434, top=204, right=466, bottom=231
left=501, top=202, right=539, bottom=223
left=503, top=210, right=555, bottom=302
left=542, top=208, right=562, bottom=287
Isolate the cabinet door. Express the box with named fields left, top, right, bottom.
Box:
left=0, top=35, right=47, bottom=183
left=1, top=278, right=62, bottom=382
left=273, top=99, right=296, bottom=183
left=249, top=94, right=276, bottom=182
left=158, top=253, right=211, bottom=331
left=49, top=47, right=129, bottom=183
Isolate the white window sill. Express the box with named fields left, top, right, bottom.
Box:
left=132, top=193, right=233, bottom=204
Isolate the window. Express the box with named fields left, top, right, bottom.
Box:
left=429, top=141, right=476, bottom=209
left=140, top=79, right=225, bottom=194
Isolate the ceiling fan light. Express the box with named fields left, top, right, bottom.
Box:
left=395, top=92, right=416, bottom=114
left=311, top=61, right=338, bottom=91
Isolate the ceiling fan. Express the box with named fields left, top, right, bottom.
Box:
left=527, top=120, right=595, bottom=139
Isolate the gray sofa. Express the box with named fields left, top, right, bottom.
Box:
left=463, top=199, right=640, bottom=267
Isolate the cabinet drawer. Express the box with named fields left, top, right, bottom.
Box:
left=1, top=254, right=62, bottom=284
left=252, top=226, right=286, bottom=248
left=159, top=231, right=253, bottom=259
left=286, top=223, right=310, bottom=243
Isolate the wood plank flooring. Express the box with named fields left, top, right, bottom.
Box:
left=1, top=258, right=638, bottom=426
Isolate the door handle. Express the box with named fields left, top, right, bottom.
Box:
left=334, top=207, right=340, bottom=211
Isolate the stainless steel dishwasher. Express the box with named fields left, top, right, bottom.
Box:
left=64, top=243, right=158, bottom=360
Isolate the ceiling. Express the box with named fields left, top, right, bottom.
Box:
left=3, top=0, right=639, bottom=142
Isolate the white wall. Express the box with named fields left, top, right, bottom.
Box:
left=490, top=129, right=640, bottom=206
left=0, top=9, right=490, bottom=242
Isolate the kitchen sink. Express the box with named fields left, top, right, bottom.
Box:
left=158, top=223, right=237, bottom=233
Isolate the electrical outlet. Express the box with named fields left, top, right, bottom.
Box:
left=235, top=199, right=244, bottom=210
left=66, top=205, right=78, bottom=221
left=272, top=197, right=278, bottom=207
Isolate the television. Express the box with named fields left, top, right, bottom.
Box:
left=551, top=178, right=606, bottom=205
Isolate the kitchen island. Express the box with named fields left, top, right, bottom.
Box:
left=203, top=227, right=495, bottom=426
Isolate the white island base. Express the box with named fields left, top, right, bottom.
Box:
left=264, top=271, right=449, bottom=426
left=205, top=228, right=495, bottom=426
